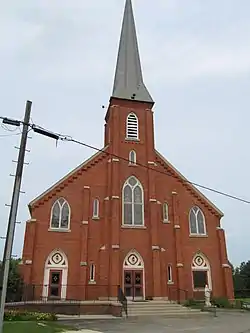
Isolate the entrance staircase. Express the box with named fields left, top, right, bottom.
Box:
left=125, top=300, right=207, bottom=317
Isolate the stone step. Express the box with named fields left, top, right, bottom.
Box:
left=124, top=311, right=207, bottom=317
left=124, top=301, right=206, bottom=318
left=127, top=307, right=191, bottom=312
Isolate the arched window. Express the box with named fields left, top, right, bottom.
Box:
left=126, top=113, right=139, bottom=140
left=129, top=150, right=136, bottom=165
left=163, top=202, right=169, bottom=222
left=189, top=206, right=206, bottom=235
left=167, top=264, right=173, bottom=283
left=50, top=198, right=70, bottom=229
left=89, top=264, right=96, bottom=282
left=92, top=199, right=99, bottom=219
left=122, top=176, right=144, bottom=226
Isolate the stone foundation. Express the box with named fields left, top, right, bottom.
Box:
left=5, top=301, right=122, bottom=317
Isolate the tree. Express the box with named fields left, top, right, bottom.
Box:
left=0, top=258, right=23, bottom=302
left=232, top=261, right=250, bottom=298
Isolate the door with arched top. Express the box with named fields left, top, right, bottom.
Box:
left=123, top=251, right=145, bottom=300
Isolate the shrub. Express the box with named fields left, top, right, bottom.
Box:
left=4, top=310, right=57, bottom=321
left=211, top=297, right=232, bottom=308
left=183, top=298, right=197, bottom=307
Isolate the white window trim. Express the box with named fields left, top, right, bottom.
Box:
left=92, top=199, right=100, bottom=219
left=89, top=263, right=95, bottom=282
left=129, top=150, right=137, bottom=165
left=50, top=198, right=71, bottom=231
left=189, top=206, right=207, bottom=236
left=191, top=253, right=212, bottom=291
left=163, top=202, right=169, bottom=223
left=122, top=176, right=144, bottom=227
left=126, top=112, right=139, bottom=140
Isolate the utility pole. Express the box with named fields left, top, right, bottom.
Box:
left=0, top=100, right=32, bottom=333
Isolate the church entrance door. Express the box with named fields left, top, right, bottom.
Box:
left=124, top=270, right=143, bottom=300
left=48, top=270, right=62, bottom=299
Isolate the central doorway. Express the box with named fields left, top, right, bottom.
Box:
left=123, top=250, right=145, bottom=300
left=124, top=270, right=143, bottom=299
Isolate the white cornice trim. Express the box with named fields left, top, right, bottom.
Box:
left=155, top=150, right=223, bottom=217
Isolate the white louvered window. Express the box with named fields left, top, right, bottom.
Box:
left=126, top=113, right=139, bottom=140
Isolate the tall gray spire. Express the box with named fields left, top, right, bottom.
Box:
left=112, top=0, right=154, bottom=103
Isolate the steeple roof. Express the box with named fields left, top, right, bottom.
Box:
left=112, top=0, right=154, bottom=103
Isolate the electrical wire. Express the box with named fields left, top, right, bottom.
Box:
left=0, top=132, right=22, bottom=138
left=1, top=116, right=249, bottom=205
left=29, top=123, right=250, bottom=205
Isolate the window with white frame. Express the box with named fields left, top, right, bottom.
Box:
left=123, top=176, right=144, bottom=226
left=89, top=264, right=95, bottom=282
left=92, top=199, right=99, bottom=219
left=126, top=113, right=139, bottom=140
left=129, top=150, right=136, bottom=165
left=50, top=198, right=70, bottom=229
left=167, top=265, right=173, bottom=283
left=163, top=202, right=169, bottom=222
left=189, top=206, right=206, bottom=235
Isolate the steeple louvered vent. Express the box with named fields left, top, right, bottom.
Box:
left=126, top=113, right=138, bottom=140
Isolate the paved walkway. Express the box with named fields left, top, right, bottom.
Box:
left=61, top=312, right=250, bottom=332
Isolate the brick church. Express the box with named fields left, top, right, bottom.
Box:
left=21, top=0, right=234, bottom=302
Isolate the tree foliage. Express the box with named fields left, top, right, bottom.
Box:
left=232, top=261, right=250, bottom=298
left=0, top=258, right=23, bottom=302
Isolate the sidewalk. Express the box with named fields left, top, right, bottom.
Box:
left=57, top=314, right=119, bottom=320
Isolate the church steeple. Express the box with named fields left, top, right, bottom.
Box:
left=112, top=0, right=154, bottom=103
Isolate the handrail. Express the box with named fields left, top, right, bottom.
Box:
left=117, top=285, right=128, bottom=318
left=168, top=286, right=188, bottom=304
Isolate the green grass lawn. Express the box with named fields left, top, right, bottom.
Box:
left=3, top=321, right=76, bottom=333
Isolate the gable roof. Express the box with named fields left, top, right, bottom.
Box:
left=155, top=150, right=223, bottom=217
left=29, top=146, right=108, bottom=210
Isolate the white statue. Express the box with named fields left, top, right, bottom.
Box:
left=204, top=284, right=211, bottom=307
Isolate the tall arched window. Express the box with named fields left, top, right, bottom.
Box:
left=126, top=113, right=139, bottom=140
left=92, top=199, right=100, bottom=219
left=50, top=198, right=70, bottom=229
left=129, top=150, right=136, bottom=165
left=122, top=176, right=144, bottom=226
left=163, top=202, right=169, bottom=222
left=189, top=206, right=206, bottom=235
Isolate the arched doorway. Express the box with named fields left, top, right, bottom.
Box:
left=191, top=253, right=212, bottom=291
left=42, top=249, right=68, bottom=300
left=123, top=250, right=145, bottom=300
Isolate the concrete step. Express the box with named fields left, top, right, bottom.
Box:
left=124, top=311, right=208, bottom=318
left=125, top=300, right=206, bottom=318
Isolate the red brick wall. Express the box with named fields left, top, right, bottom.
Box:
left=21, top=98, right=233, bottom=301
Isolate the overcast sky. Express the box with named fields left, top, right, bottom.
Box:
left=0, top=0, right=249, bottom=266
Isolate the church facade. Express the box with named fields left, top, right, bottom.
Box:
left=20, top=0, right=234, bottom=302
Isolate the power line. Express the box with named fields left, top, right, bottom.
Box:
left=1, top=117, right=249, bottom=204
left=30, top=123, right=250, bottom=205
left=0, top=132, right=21, bottom=138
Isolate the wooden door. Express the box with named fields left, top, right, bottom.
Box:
left=49, top=270, right=62, bottom=299
left=124, top=270, right=143, bottom=300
